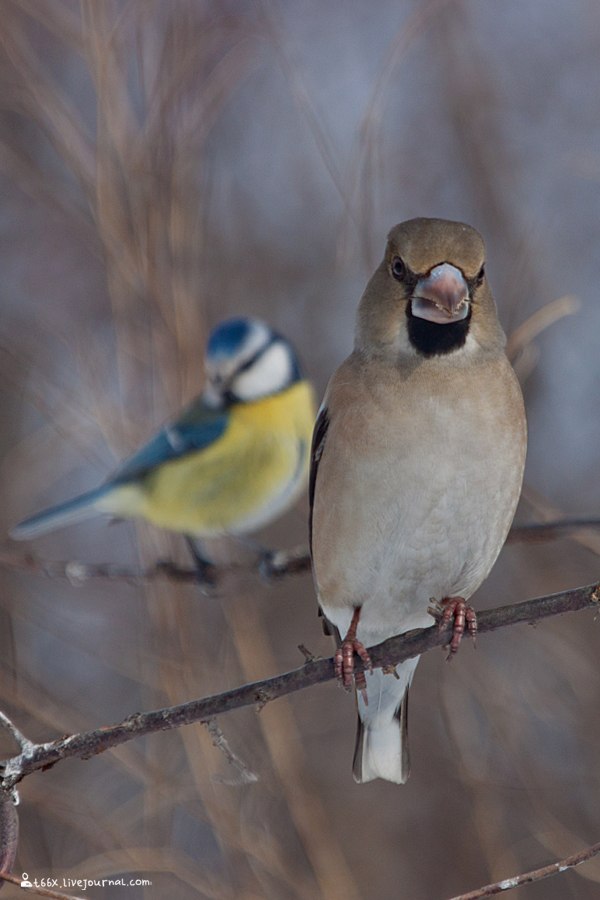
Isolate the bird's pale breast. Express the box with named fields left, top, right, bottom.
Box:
left=312, top=353, right=525, bottom=645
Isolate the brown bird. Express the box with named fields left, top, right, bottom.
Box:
left=309, top=218, right=526, bottom=783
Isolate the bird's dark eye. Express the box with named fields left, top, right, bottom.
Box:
left=476, top=264, right=485, bottom=285
left=391, top=256, right=406, bottom=281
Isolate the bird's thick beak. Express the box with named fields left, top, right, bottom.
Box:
left=411, top=263, right=470, bottom=325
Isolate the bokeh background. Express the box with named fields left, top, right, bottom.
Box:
left=1, top=1, right=600, bottom=898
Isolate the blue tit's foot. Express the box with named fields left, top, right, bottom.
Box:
left=185, top=536, right=218, bottom=586
left=259, top=545, right=311, bottom=580
left=257, top=548, right=277, bottom=580
left=230, top=535, right=275, bottom=578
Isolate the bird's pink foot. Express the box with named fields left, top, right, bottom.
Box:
left=335, top=606, right=373, bottom=694
left=437, top=596, right=477, bottom=657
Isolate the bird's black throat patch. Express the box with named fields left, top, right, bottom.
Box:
left=406, top=303, right=471, bottom=357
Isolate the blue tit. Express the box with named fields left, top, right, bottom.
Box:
left=11, top=318, right=315, bottom=546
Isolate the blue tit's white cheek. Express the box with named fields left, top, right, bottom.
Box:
left=205, top=319, right=272, bottom=385
left=238, top=319, right=272, bottom=358
left=231, top=342, right=293, bottom=401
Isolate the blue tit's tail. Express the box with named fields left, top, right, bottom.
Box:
left=10, top=484, right=113, bottom=540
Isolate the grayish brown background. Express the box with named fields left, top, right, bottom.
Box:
left=1, top=1, right=599, bottom=898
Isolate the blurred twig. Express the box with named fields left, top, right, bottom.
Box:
left=448, top=839, right=600, bottom=899
left=507, top=518, right=600, bottom=543
left=0, top=542, right=310, bottom=585
left=506, top=294, right=581, bottom=382
left=521, top=486, right=600, bottom=558
left=2, top=520, right=600, bottom=586
left=505, top=295, right=581, bottom=361
left=1, top=581, right=598, bottom=790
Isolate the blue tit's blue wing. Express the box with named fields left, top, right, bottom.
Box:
left=111, top=399, right=229, bottom=485
left=10, top=399, right=229, bottom=540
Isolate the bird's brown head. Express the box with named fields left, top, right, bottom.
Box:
left=356, top=217, right=506, bottom=360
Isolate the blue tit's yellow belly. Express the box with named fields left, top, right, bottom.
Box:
left=107, top=381, right=315, bottom=536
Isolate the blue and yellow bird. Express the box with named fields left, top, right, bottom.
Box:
left=11, top=318, right=315, bottom=558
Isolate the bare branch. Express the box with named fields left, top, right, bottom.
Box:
left=1, top=582, right=598, bottom=791
left=448, top=839, right=600, bottom=899
left=0, top=794, right=18, bottom=891
left=0, top=711, right=35, bottom=755
left=2, top=520, right=600, bottom=586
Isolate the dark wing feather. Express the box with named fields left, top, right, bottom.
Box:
left=308, top=404, right=329, bottom=556
left=309, top=405, right=335, bottom=634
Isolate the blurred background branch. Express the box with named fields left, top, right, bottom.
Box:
left=1, top=515, right=600, bottom=587
left=448, top=839, right=600, bottom=899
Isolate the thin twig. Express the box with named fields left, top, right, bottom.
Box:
left=507, top=519, right=600, bottom=543
left=448, top=839, right=600, bottom=899
left=505, top=295, right=581, bottom=362
left=0, top=543, right=310, bottom=585
left=1, top=582, right=598, bottom=790
left=2, top=520, right=600, bottom=586
left=520, top=486, right=600, bottom=559
left=0, top=711, right=35, bottom=754
left=206, top=719, right=258, bottom=785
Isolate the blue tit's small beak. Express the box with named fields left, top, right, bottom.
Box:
left=411, top=263, right=470, bottom=325
left=202, top=373, right=225, bottom=408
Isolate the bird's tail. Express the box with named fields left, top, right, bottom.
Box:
left=10, top=484, right=113, bottom=540
left=353, top=656, right=421, bottom=784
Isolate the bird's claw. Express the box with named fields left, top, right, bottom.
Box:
left=334, top=638, right=373, bottom=694
left=436, top=595, right=477, bottom=658
left=184, top=537, right=218, bottom=586
left=192, top=559, right=218, bottom=587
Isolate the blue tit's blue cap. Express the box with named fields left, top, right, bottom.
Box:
left=206, top=318, right=271, bottom=361
left=205, top=317, right=304, bottom=397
